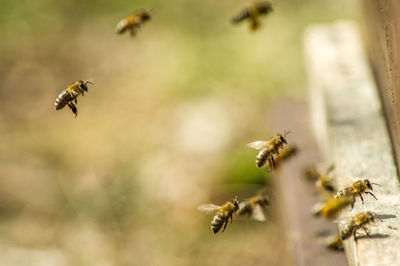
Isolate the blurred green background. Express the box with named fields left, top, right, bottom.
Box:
left=0, top=0, right=357, bottom=265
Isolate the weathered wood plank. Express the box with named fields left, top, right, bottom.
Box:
left=304, top=21, right=400, bottom=266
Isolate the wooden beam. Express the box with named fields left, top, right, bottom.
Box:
left=304, top=21, right=400, bottom=266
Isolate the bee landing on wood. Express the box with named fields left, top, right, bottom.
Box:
left=334, top=179, right=378, bottom=209
left=247, top=131, right=289, bottom=172
left=55, top=80, right=93, bottom=117
left=231, top=1, right=273, bottom=31
left=338, top=211, right=376, bottom=241
left=115, top=10, right=151, bottom=37
left=237, top=194, right=270, bottom=222
left=198, top=197, right=240, bottom=234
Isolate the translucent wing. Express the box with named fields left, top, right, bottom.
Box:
left=247, top=141, right=269, bottom=150
left=198, top=204, right=221, bottom=213
left=334, top=216, right=352, bottom=225
left=251, top=204, right=267, bottom=222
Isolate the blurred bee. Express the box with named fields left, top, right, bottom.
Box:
left=339, top=211, right=376, bottom=241
left=334, top=179, right=378, bottom=209
left=313, top=195, right=355, bottom=219
left=115, top=10, right=151, bottom=37
left=325, top=232, right=344, bottom=251
left=55, top=80, right=93, bottom=117
left=198, top=197, right=240, bottom=234
left=315, top=165, right=336, bottom=193
left=247, top=131, right=289, bottom=171
left=272, top=145, right=298, bottom=171
left=303, top=164, right=320, bottom=183
left=231, top=1, right=273, bottom=31
left=237, top=194, right=270, bottom=221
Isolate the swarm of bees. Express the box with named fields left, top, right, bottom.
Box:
left=231, top=1, right=273, bottom=31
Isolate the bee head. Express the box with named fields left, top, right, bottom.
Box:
left=364, top=179, right=373, bottom=191
left=232, top=197, right=240, bottom=210
left=256, top=1, right=273, bottom=14
left=279, top=131, right=290, bottom=144
left=366, top=211, right=376, bottom=222
left=142, top=11, right=151, bottom=21
left=79, top=80, right=93, bottom=92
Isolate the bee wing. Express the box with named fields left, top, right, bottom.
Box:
left=333, top=216, right=352, bottom=225
left=251, top=204, right=267, bottom=222
left=247, top=141, right=269, bottom=150
left=197, top=204, right=221, bottom=213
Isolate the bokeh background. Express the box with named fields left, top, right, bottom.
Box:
left=0, top=0, right=357, bottom=265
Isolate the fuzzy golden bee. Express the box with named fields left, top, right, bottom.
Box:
left=237, top=194, right=270, bottom=221
left=115, top=10, right=151, bottom=37
left=334, top=179, right=378, bottom=209
left=339, top=211, right=376, bottom=241
left=198, top=198, right=240, bottom=234
left=231, top=1, right=273, bottom=31
left=55, top=80, right=93, bottom=117
left=313, top=195, right=355, bottom=219
left=247, top=131, right=289, bottom=171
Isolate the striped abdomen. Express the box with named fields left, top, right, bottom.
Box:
left=256, top=149, right=270, bottom=168
left=334, top=187, right=354, bottom=198
left=211, top=211, right=227, bottom=234
left=115, top=17, right=135, bottom=34
left=55, top=91, right=73, bottom=110
left=340, top=222, right=355, bottom=240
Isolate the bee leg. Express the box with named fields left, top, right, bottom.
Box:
left=270, top=155, right=276, bottom=168
left=366, top=191, right=378, bottom=200
left=222, top=218, right=228, bottom=232
left=362, top=226, right=370, bottom=236
left=358, top=193, right=364, bottom=205
left=350, top=201, right=355, bottom=211
left=68, top=102, right=78, bottom=117
left=353, top=228, right=359, bottom=243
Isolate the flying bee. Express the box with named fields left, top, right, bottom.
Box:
left=313, top=195, right=355, bottom=220
left=334, top=179, right=378, bottom=209
left=247, top=131, right=289, bottom=171
left=55, top=80, right=93, bottom=117
left=272, top=145, right=298, bottom=171
left=315, top=165, right=336, bottom=193
left=231, top=1, right=273, bottom=31
left=237, top=194, right=270, bottom=221
left=115, top=10, right=151, bottom=37
left=325, top=232, right=344, bottom=251
left=198, top=197, right=240, bottom=234
left=339, top=211, right=376, bottom=241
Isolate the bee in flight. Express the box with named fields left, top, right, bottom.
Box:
left=237, top=194, right=270, bottom=221
left=272, top=145, right=298, bottom=171
left=55, top=80, right=93, bottom=117
left=339, top=211, right=376, bottom=241
left=231, top=1, right=273, bottom=31
left=247, top=131, right=289, bottom=172
left=198, top=197, right=240, bottom=234
left=115, top=10, right=151, bottom=37
left=334, top=179, right=378, bottom=209
left=313, top=194, right=355, bottom=220
left=325, top=232, right=344, bottom=251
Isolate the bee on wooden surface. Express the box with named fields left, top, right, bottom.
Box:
left=55, top=80, right=93, bottom=117
left=339, top=211, right=376, bottom=241
left=313, top=195, right=355, bottom=219
left=231, top=1, right=273, bottom=31
left=325, top=232, right=344, bottom=251
left=237, top=194, right=270, bottom=221
left=247, top=131, right=289, bottom=171
left=198, top=197, right=240, bottom=234
left=272, top=145, right=298, bottom=171
left=115, top=10, right=151, bottom=37
left=334, top=179, right=378, bottom=209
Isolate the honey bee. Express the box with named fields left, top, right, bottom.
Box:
left=325, top=232, right=344, bottom=251
left=313, top=195, right=355, bottom=219
left=247, top=131, right=289, bottom=171
left=339, top=211, right=376, bottom=241
left=334, top=179, right=378, bottom=209
left=303, top=164, right=320, bottom=183
left=231, top=1, right=273, bottom=31
left=115, top=10, right=151, bottom=37
left=272, top=145, right=298, bottom=171
left=55, top=80, right=93, bottom=117
left=315, top=165, right=336, bottom=193
left=237, top=194, right=270, bottom=221
left=198, top=198, right=240, bottom=234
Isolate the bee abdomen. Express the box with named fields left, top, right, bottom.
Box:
left=55, top=91, right=72, bottom=110
left=256, top=149, right=269, bottom=168
left=211, top=212, right=226, bottom=234
left=340, top=223, right=354, bottom=240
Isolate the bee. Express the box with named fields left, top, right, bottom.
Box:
left=198, top=198, right=240, bottom=234
left=55, top=80, right=93, bottom=117
left=334, top=179, right=378, bottom=209
left=325, top=232, right=344, bottom=251
left=247, top=131, right=289, bottom=171
left=313, top=195, right=355, bottom=219
left=272, top=145, right=298, bottom=171
left=231, top=1, right=273, bottom=31
left=237, top=194, right=270, bottom=221
left=315, top=165, right=336, bottom=193
left=303, top=164, right=320, bottom=183
left=339, top=211, right=376, bottom=241
left=115, top=10, right=151, bottom=37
